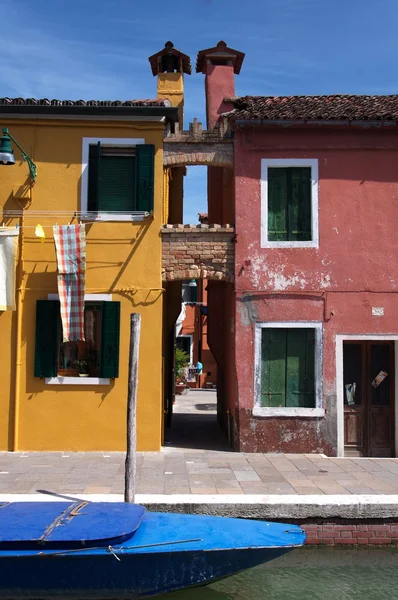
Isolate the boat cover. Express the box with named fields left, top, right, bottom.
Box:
left=0, top=502, right=145, bottom=548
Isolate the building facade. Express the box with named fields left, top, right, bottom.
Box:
left=0, top=77, right=181, bottom=451
left=4, top=39, right=397, bottom=458
left=191, top=41, right=398, bottom=457
left=176, top=278, right=217, bottom=389
left=229, top=95, right=398, bottom=457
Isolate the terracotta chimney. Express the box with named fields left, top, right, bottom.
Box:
left=148, top=42, right=191, bottom=128
left=196, top=41, right=245, bottom=129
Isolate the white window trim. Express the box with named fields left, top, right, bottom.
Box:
left=81, top=137, right=146, bottom=222
left=261, top=158, right=319, bottom=248
left=45, top=293, right=113, bottom=386
left=253, top=321, right=324, bottom=417
left=177, top=333, right=194, bottom=365
left=45, top=377, right=111, bottom=386
left=48, top=294, right=112, bottom=302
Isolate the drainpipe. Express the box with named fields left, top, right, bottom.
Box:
left=12, top=208, right=26, bottom=451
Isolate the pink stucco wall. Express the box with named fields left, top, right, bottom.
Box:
left=203, top=62, right=237, bottom=445
left=204, top=64, right=235, bottom=130
left=234, top=125, right=398, bottom=453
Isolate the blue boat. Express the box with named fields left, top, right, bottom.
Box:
left=0, top=501, right=305, bottom=598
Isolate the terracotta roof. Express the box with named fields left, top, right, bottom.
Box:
left=0, top=97, right=171, bottom=107
left=227, top=95, right=398, bottom=122
left=198, top=213, right=208, bottom=224
left=148, top=42, right=191, bottom=76
left=196, top=41, right=245, bottom=74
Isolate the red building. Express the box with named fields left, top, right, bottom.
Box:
left=176, top=276, right=218, bottom=389
left=198, top=43, right=398, bottom=457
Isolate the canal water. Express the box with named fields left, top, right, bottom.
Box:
left=157, top=548, right=398, bottom=599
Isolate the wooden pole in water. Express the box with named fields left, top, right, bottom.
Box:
left=125, top=313, right=141, bottom=503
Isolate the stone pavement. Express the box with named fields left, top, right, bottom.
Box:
left=1, top=450, right=398, bottom=496
left=1, top=391, right=398, bottom=498
left=164, top=389, right=230, bottom=451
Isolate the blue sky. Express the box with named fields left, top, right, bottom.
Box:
left=2, top=0, right=398, bottom=222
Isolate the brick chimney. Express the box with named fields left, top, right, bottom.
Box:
left=148, top=42, right=191, bottom=128
left=196, top=41, right=245, bottom=130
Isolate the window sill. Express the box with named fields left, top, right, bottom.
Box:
left=252, top=407, right=325, bottom=418
left=45, top=377, right=111, bottom=385
left=261, top=241, right=318, bottom=249
left=80, top=212, right=150, bottom=222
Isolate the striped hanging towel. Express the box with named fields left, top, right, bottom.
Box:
left=0, top=228, right=19, bottom=311
left=53, top=224, right=86, bottom=342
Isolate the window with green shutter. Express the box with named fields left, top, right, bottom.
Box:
left=268, top=167, right=312, bottom=242
left=34, top=300, right=120, bottom=379
left=87, top=143, right=154, bottom=213
left=260, top=328, right=315, bottom=408
left=100, top=301, right=121, bottom=378
left=34, top=300, right=60, bottom=378
left=136, top=144, right=155, bottom=212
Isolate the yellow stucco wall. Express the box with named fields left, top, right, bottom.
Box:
left=157, top=72, right=184, bottom=126
left=0, top=118, right=165, bottom=451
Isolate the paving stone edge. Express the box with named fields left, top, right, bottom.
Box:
left=1, top=494, right=398, bottom=519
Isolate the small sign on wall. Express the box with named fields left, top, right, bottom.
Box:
left=372, top=307, right=384, bottom=316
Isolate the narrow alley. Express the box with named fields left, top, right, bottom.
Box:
left=165, top=390, right=230, bottom=452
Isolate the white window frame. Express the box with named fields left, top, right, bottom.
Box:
left=81, top=137, right=146, bottom=222
left=45, top=293, right=113, bottom=386
left=261, top=158, right=319, bottom=248
left=253, top=321, right=324, bottom=417
left=176, top=334, right=194, bottom=366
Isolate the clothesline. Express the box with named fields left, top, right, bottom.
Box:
left=0, top=223, right=87, bottom=329
left=0, top=210, right=149, bottom=217
left=0, top=223, right=96, bottom=229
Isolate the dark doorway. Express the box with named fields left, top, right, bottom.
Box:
left=343, top=341, right=395, bottom=457
left=164, top=389, right=231, bottom=451
left=176, top=335, right=192, bottom=357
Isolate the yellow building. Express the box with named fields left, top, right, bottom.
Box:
left=0, top=43, right=190, bottom=451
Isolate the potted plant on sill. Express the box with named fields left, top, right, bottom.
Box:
left=174, top=348, right=190, bottom=396
left=74, top=359, right=89, bottom=377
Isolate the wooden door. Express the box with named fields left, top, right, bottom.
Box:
left=343, top=342, right=365, bottom=456
left=343, top=341, right=394, bottom=457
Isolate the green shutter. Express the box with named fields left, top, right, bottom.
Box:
left=100, top=301, right=121, bottom=378
left=261, top=328, right=316, bottom=408
left=268, top=168, right=288, bottom=241
left=99, top=155, right=136, bottom=212
left=136, top=144, right=155, bottom=212
left=34, top=300, right=60, bottom=378
left=286, top=329, right=315, bottom=407
left=87, top=142, right=100, bottom=212
left=261, top=329, right=286, bottom=407
left=268, top=167, right=312, bottom=242
left=289, top=167, right=311, bottom=241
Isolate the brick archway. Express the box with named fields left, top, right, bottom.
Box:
left=163, top=118, right=233, bottom=168
left=163, top=143, right=233, bottom=168
left=162, top=225, right=235, bottom=282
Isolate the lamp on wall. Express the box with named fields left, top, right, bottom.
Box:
left=188, top=279, right=197, bottom=287
left=0, top=128, right=37, bottom=182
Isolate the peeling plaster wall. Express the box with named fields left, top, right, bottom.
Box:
left=235, top=127, right=398, bottom=293
left=234, top=125, right=398, bottom=454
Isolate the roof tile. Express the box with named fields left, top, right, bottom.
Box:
left=227, top=95, right=398, bottom=122
left=0, top=97, right=170, bottom=108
